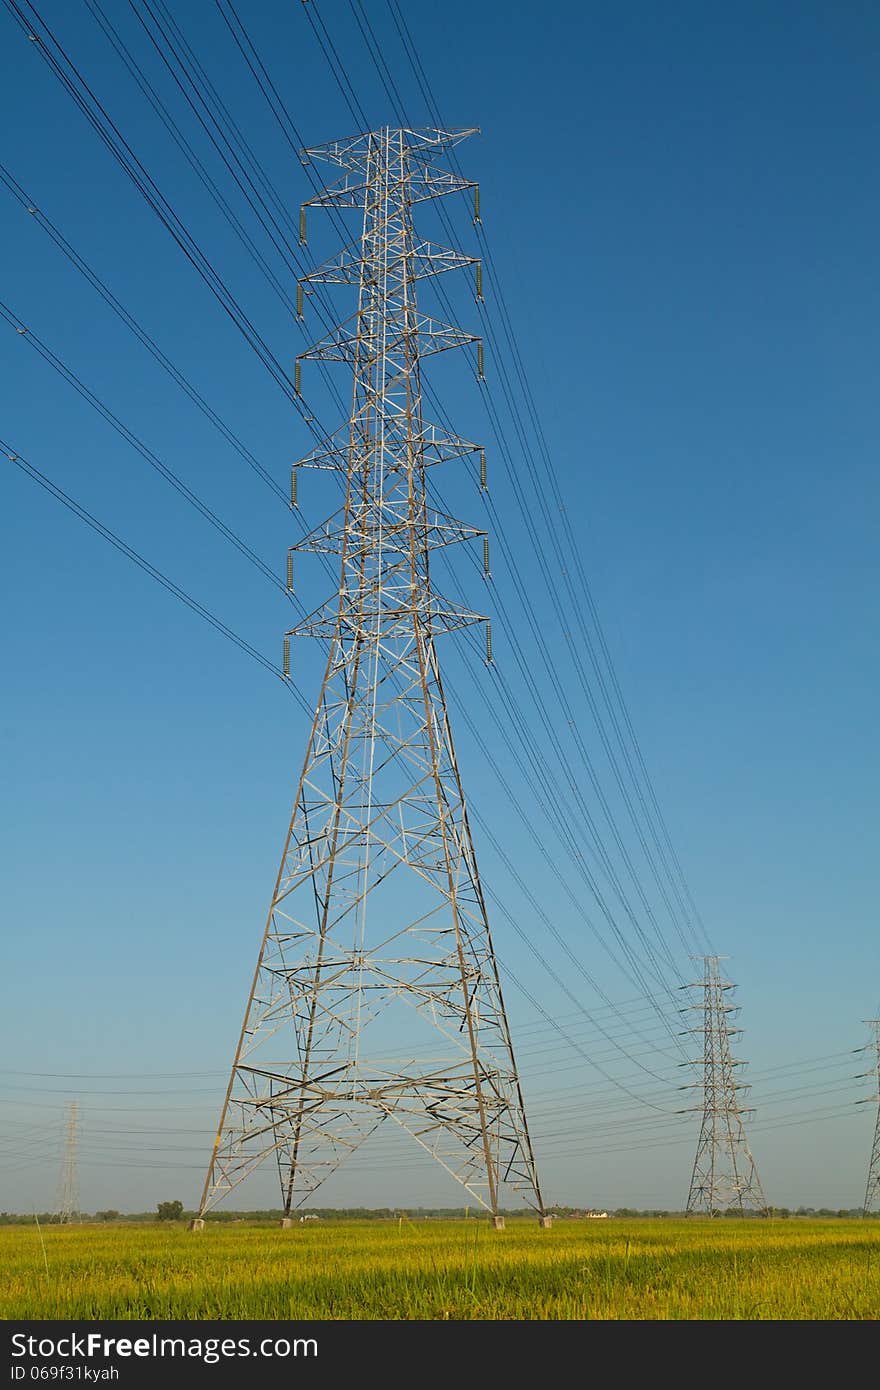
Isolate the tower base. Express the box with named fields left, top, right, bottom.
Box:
left=491, top=1215, right=505, bottom=1231
left=188, top=1219, right=205, bottom=1233
left=539, top=1215, right=553, bottom=1229
left=279, top=1217, right=294, bottom=1229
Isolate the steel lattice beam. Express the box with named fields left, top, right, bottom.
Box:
left=861, top=1020, right=880, bottom=1216
left=194, top=128, right=546, bottom=1225
left=683, top=956, right=767, bottom=1216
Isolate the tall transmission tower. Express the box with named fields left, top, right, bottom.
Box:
left=681, top=957, right=767, bottom=1215
left=858, top=1020, right=880, bottom=1215
left=55, top=1100, right=79, bottom=1224
left=192, top=128, right=547, bottom=1231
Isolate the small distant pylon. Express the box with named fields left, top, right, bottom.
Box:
left=679, top=956, right=767, bottom=1215
left=857, top=1020, right=880, bottom=1215
left=55, top=1100, right=79, bottom=1224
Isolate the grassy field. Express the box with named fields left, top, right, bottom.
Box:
left=2, top=1218, right=878, bottom=1320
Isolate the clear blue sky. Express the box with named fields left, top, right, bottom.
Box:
left=1, top=0, right=878, bottom=1215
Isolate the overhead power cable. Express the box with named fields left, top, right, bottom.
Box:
left=0, top=158, right=289, bottom=506
left=306, top=0, right=705, bottom=973
left=296, top=0, right=697, bottom=979
left=2, top=436, right=306, bottom=699
left=220, top=0, right=693, bottom=1040
left=6, top=0, right=703, bottom=1073
left=384, top=0, right=712, bottom=953
left=294, top=0, right=694, bottom=1037
left=0, top=299, right=290, bottom=597
left=1, top=0, right=328, bottom=439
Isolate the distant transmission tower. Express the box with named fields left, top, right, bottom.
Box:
left=681, top=957, right=767, bottom=1215
left=55, top=1100, right=79, bottom=1224
left=858, top=1020, right=880, bottom=1215
left=192, top=128, right=547, bottom=1231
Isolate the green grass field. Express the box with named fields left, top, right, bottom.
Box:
left=2, top=1218, right=878, bottom=1320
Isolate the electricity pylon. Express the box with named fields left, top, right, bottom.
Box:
left=193, top=128, right=546, bottom=1229
left=680, top=957, right=767, bottom=1215
left=55, top=1100, right=79, bottom=1224
left=858, top=1020, right=880, bottom=1215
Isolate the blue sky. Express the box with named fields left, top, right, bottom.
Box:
left=1, top=0, right=878, bottom=1215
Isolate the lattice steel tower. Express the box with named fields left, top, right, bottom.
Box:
left=681, top=957, right=767, bottom=1215
left=859, top=1020, right=880, bottom=1215
left=55, top=1100, right=79, bottom=1224
left=193, top=128, right=546, bottom=1228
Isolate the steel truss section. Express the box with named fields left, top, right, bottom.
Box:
left=55, top=1100, right=79, bottom=1224
left=196, top=127, right=546, bottom=1224
left=296, top=422, right=480, bottom=473
left=298, top=308, right=479, bottom=365
left=861, top=1020, right=880, bottom=1215
left=290, top=503, right=484, bottom=557
left=301, top=238, right=476, bottom=289
left=682, top=956, right=767, bottom=1215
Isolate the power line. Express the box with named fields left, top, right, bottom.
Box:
left=208, top=0, right=702, bottom=1037
left=0, top=158, right=288, bottom=506
left=298, top=0, right=699, bottom=1013
left=2, top=436, right=304, bottom=695
left=0, top=299, right=289, bottom=595
left=152, top=2, right=698, bottom=1050
left=4, top=0, right=733, bottom=1148
left=384, top=0, right=713, bottom=954
left=348, top=0, right=708, bottom=975
left=2, top=0, right=327, bottom=438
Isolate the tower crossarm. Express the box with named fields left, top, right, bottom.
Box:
left=679, top=1025, right=744, bottom=1035
left=303, top=127, right=480, bottom=168
left=679, top=1058, right=748, bottom=1067
left=291, top=505, right=485, bottom=556
left=287, top=591, right=487, bottom=641
left=301, top=165, right=475, bottom=215
left=301, top=238, right=477, bottom=288
left=295, top=422, right=480, bottom=473
left=297, top=311, right=479, bottom=365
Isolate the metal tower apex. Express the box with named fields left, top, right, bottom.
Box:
left=302, top=126, right=480, bottom=169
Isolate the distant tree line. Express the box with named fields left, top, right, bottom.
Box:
left=0, top=1204, right=876, bottom=1226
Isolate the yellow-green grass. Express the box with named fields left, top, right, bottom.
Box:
left=2, top=1219, right=878, bottom=1320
